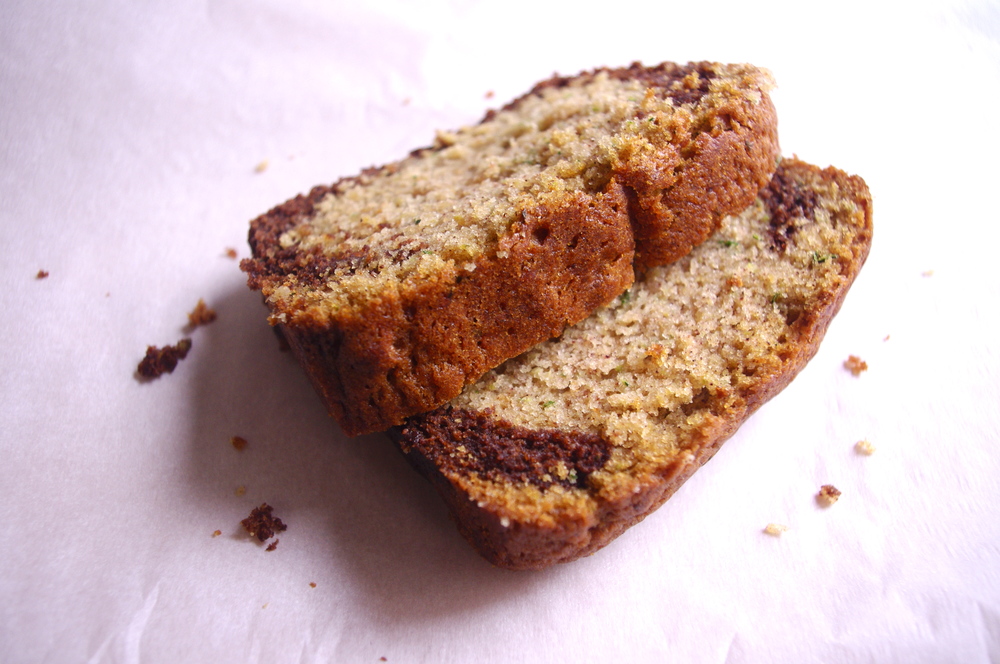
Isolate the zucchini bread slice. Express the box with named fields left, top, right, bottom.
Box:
left=394, top=159, right=873, bottom=569
left=242, top=62, right=779, bottom=436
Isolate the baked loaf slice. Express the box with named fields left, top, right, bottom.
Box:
left=394, top=158, right=873, bottom=570
left=242, top=62, right=780, bottom=436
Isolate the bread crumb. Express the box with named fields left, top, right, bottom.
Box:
left=485, top=90, right=495, bottom=99
left=401, top=97, right=411, bottom=106
left=212, top=529, right=222, bottom=537
left=241, top=503, right=288, bottom=543
left=187, top=299, right=217, bottom=329
left=309, top=582, right=317, bottom=588
left=266, top=539, right=279, bottom=551
left=922, top=269, right=934, bottom=277
left=137, top=339, right=192, bottom=378
left=230, top=436, right=248, bottom=451
left=255, top=159, right=269, bottom=173
left=224, top=247, right=238, bottom=259
left=816, top=484, right=841, bottom=507
left=763, top=523, right=788, bottom=537
left=36, top=270, right=49, bottom=279
left=844, top=355, right=868, bottom=376
left=855, top=439, right=876, bottom=455
left=235, top=485, right=246, bottom=497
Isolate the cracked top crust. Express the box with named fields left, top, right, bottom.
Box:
left=242, top=61, right=780, bottom=435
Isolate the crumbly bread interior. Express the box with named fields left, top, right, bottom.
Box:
left=259, top=63, right=773, bottom=321
left=403, top=159, right=872, bottom=530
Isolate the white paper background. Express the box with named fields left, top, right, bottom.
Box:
left=2, top=1, right=999, bottom=662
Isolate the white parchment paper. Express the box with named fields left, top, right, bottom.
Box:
left=2, top=1, right=999, bottom=662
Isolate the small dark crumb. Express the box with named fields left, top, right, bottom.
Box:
left=817, top=484, right=841, bottom=507
left=266, top=539, right=279, bottom=552
left=224, top=247, right=238, bottom=259
left=241, top=503, right=288, bottom=543
left=36, top=270, right=49, bottom=279
left=380, top=658, right=387, bottom=662
left=212, top=530, right=222, bottom=538
left=844, top=355, right=868, bottom=376
left=187, top=299, right=217, bottom=328
left=230, top=436, right=248, bottom=451
left=137, top=339, right=192, bottom=378
left=309, top=582, right=317, bottom=588
left=485, top=90, right=495, bottom=99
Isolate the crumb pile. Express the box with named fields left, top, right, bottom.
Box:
left=137, top=339, right=192, bottom=378
left=241, top=503, right=287, bottom=550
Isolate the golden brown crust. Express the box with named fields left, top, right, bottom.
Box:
left=273, top=185, right=636, bottom=433
left=394, top=159, right=873, bottom=570
left=242, top=62, right=780, bottom=436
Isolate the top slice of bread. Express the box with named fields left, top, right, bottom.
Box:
left=394, top=158, right=873, bottom=569
left=242, top=62, right=780, bottom=436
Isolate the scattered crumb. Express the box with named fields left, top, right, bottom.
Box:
left=137, top=339, right=192, bottom=378
left=235, top=485, right=246, bottom=497
left=262, top=603, right=268, bottom=609
left=763, top=523, right=788, bottom=537
left=212, top=529, right=222, bottom=538
left=922, top=269, right=934, bottom=277
left=883, top=334, right=890, bottom=342
left=224, top=247, right=238, bottom=259
left=230, top=436, right=248, bottom=451
left=187, top=298, right=217, bottom=329
left=844, top=355, right=868, bottom=376
left=855, top=439, right=876, bottom=456
left=241, top=503, right=288, bottom=544
left=401, top=97, right=411, bottom=106
left=816, top=484, right=841, bottom=507
left=36, top=270, right=49, bottom=279
left=485, top=90, right=495, bottom=99
left=380, top=658, right=388, bottom=662
left=309, top=582, right=317, bottom=588
left=266, top=539, right=279, bottom=552
left=255, top=159, right=269, bottom=173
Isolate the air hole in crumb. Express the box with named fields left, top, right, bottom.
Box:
left=532, top=226, right=550, bottom=244
left=783, top=306, right=802, bottom=327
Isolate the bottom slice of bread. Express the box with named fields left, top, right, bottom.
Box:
left=393, top=159, right=873, bottom=570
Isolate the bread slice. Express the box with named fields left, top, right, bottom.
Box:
left=394, top=158, right=873, bottom=570
left=242, top=62, right=779, bottom=436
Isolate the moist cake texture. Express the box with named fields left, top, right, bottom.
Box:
left=242, top=62, right=779, bottom=435
left=395, top=159, right=873, bottom=569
